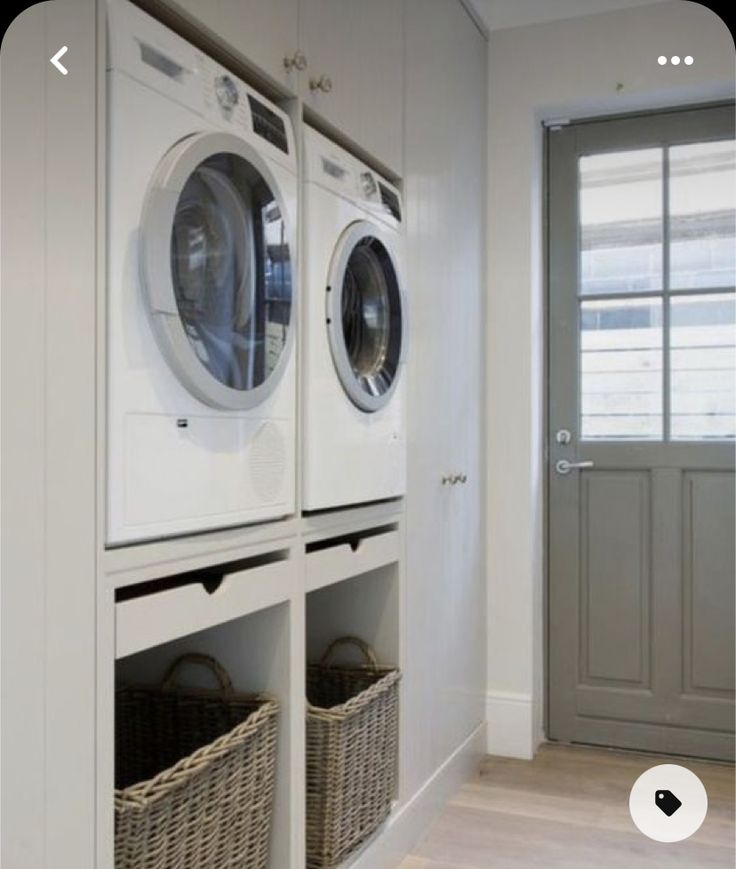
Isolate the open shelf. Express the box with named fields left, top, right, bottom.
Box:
left=114, top=562, right=297, bottom=869
left=306, top=564, right=400, bottom=668
left=305, top=558, right=403, bottom=868
left=100, top=519, right=404, bottom=869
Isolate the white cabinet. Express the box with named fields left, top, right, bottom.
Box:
left=299, top=0, right=404, bottom=172
left=153, top=0, right=404, bottom=173
left=155, top=0, right=300, bottom=89
left=404, top=0, right=487, bottom=790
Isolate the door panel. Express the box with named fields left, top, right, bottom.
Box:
left=548, top=104, right=736, bottom=760
left=683, top=471, right=735, bottom=695
left=581, top=471, right=651, bottom=686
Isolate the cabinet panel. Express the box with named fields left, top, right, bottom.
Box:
left=300, top=0, right=404, bottom=172
left=445, top=0, right=487, bottom=760
left=404, top=0, right=487, bottom=787
left=158, top=0, right=300, bottom=89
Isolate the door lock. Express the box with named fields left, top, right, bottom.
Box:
left=555, top=429, right=572, bottom=445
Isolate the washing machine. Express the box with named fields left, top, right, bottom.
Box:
left=107, top=0, right=297, bottom=545
left=302, top=126, right=407, bottom=511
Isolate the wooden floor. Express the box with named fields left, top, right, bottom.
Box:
left=399, top=744, right=735, bottom=868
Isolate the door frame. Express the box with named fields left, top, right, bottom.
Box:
left=543, top=99, right=736, bottom=745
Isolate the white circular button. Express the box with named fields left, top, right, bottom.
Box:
left=629, top=764, right=708, bottom=842
left=657, top=55, right=667, bottom=65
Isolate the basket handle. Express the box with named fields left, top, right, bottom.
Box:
left=319, top=636, right=379, bottom=669
left=161, top=653, right=234, bottom=696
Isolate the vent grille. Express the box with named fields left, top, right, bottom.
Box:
left=248, top=95, right=289, bottom=155
left=379, top=182, right=401, bottom=222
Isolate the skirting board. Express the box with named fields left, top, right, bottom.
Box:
left=485, top=690, right=536, bottom=759
left=344, top=722, right=487, bottom=869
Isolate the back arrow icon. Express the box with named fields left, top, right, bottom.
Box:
left=50, top=46, right=68, bottom=75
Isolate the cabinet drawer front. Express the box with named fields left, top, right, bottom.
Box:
left=305, top=529, right=400, bottom=592
left=116, top=557, right=293, bottom=658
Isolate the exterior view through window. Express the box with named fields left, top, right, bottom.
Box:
left=578, top=141, right=735, bottom=440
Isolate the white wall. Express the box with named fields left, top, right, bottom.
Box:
left=485, top=0, right=735, bottom=759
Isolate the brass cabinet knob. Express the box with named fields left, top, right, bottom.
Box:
left=309, top=74, right=333, bottom=93
left=283, top=50, right=307, bottom=72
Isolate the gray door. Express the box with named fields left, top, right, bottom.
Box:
left=548, top=104, right=736, bottom=761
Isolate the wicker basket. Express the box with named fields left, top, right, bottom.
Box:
left=306, top=637, right=401, bottom=869
left=115, top=653, right=279, bottom=869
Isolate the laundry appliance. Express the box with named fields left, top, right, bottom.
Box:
left=107, top=0, right=297, bottom=544
left=302, top=126, right=407, bottom=511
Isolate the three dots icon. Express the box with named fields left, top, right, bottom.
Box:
left=658, top=55, right=693, bottom=65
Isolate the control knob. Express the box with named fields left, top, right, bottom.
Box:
left=215, top=74, right=239, bottom=111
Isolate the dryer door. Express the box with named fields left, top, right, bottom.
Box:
left=140, top=132, right=294, bottom=410
left=327, top=221, right=406, bottom=412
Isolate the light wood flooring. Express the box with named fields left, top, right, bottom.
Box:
left=400, top=743, right=735, bottom=868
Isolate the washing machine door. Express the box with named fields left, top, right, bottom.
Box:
left=327, top=221, right=406, bottom=413
left=140, top=132, right=294, bottom=410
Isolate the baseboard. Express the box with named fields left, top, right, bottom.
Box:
left=485, top=690, right=536, bottom=759
left=344, top=721, right=487, bottom=869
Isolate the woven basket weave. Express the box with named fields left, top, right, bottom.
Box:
left=115, top=654, right=279, bottom=869
left=306, top=637, right=401, bottom=869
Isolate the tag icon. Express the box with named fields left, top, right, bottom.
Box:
left=655, top=789, right=682, bottom=817
left=630, top=764, right=707, bottom=842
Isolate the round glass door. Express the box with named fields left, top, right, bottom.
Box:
left=327, top=224, right=405, bottom=412
left=141, top=133, right=293, bottom=410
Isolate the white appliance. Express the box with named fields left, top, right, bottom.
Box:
left=107, top=0, right=297, bottom=545
left=302, top=126, right=407, bottom=510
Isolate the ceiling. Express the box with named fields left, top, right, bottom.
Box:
left=468, top=0, right=663, bottom=32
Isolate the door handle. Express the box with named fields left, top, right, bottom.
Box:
left=555, top=459, right=594, bottom=475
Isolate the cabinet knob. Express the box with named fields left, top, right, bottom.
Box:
left=283, top=50, right=307, bottom=72
left=443, top=473, right=467, bottom=485
left=309, top=74, right=333, bottom=93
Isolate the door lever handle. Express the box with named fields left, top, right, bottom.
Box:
left=555, top=459, right=594, bottom=475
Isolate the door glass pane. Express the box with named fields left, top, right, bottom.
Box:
left=339, top=236, right=402, bottom=400
left=171, top=153, right=292, bottom=392
left=579, top=149, right=663, bottom=296
left=580, top=298, right=663, bottom=440
left=669, top=140, right=736, bottom=290
left=670, top=293, right=736, bottom=440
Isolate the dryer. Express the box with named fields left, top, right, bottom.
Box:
left=107, top=0, right=297, bottom=544
left=302, top=126, right=407, bottom=511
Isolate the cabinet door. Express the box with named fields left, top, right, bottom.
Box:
left=404, top=0, right=487, bottom=785
left=159, top=0, right=300, bottom=90
left=443, top=0, right=487, bottom=760
left=299, top=0, right=404, bottom=173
